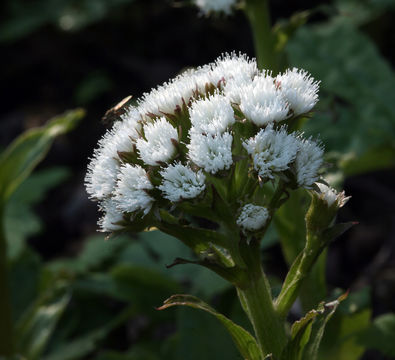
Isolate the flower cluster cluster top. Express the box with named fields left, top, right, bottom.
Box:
left=194, top=0, right=238, bottom=15
left=86, top=53, right=326, bottom=234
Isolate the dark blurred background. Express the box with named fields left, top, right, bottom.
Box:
left=1, top=0, right=394, bottom=359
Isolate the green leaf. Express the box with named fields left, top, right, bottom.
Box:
left=281, top=307, right=317, bottom=360
left=117, top=230, right=230, bottom=298
left=5, top=167, right=70, bottom=260
left=170, top=307, right=240, bottom=360
left=282, top=294, right=346, bottom=360
left=355, top=313, right=395, bottom=357
left=319, top=309, right=371, bottom=360
left=9, top=248, right=42, bottom=322
left=0, top=108, right=84, bottom=204
left=287, top=21, right=395, bottom=175
left=158, top=294, right=262, bottom=360
left=304, top=293, right=347, bottom=360
left=14, top=285, right=71, bottom=360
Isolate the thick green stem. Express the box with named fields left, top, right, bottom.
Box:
left=275, top=232, right=325, bottom=318
left=238, top=242, right=287, bottom=358
left=244, top=0, right=278, bottom=72
left=0, top=205, right=14, bottom=355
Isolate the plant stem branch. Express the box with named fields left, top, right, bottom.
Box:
left=0, top=205, right=14, bottom=356
left=275, top=232, right=325, bottom=318
left=244, top=0, right=278, bottom=72
left=237, top=241, right=287, bottom=358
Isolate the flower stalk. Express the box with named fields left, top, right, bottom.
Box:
left=238, top=239, right=287, bottom=358
left=244, top=0, right=278, bottom=72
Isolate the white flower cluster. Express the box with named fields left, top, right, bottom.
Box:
left=316, top=183, right=351, bottom=208
left=194, top=0, right=238, bottom=15
left=85, top=53, right=322, bottom=232
left=237, top=204, right=269, bottom=232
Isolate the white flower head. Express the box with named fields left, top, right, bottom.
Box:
left=243, top=125, right=299, bottom=179
left=85, top=113, right=142, bottom=200
left=159, top=162, right=206, bottom=202
left=189, top=93, right=235, bottom=135
left=315, top=183, right=350, bottom=208
left=114, top=164, right=154, bottom=215
left=276, top=68, right=320, bottom=116
left=195, top=0, right=238, bottom=15
left=210, top=53, right=258, bottom=87
left=294, top=137, right=324, bottom=188
left=188, top=132, right=233, bottom=174
left=98, top=199, right=124, bottom=232
left=138, top=66, right=212, bottom=119
left=237, top=204, right=269, bottom=232
left=239, top=74, right=289, bottom=126
left=223, top=76, right=253, bottom=104
left=136, top=117, right=178, bottom=166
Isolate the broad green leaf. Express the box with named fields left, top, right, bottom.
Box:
left=287, top=21, right=395, bottom=175
left=0, top=108, right=84, bottom=204
left=14, top=285, right=71, bottom=360
left=319, top=309, right=370, bottom=360
left=355, top=313, right=395, bottom=357
left=124, top=230, right=230, bottom=297
left=158, top=294, right=262, bottom=360
left=171, top=307, right=240, bottom=360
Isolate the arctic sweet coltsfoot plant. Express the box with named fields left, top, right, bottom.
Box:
left=85, top=53, right=352, bottom=359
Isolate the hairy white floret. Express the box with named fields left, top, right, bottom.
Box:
left=276, top=68, right=320, bottom=116
left=195, top=0, right=237, bottom=15
left=136, top=117, right=178, bottom=166
left=85, top=113, right=142, bottom=200
left=316, top=183, right=350, bottom=208
left=189, top=93, right=235, bottom=135
left=239, top=74, right=289, bottom=126
left=98, top=199, right=124, bottom=232
left=210, top=53, right=258, bottom=87
left=237, top=204, right=269, bottom=231
left=114, top=164, right=154, bottom=215
left=159, top=163, right=206, bottom=202
left=294, top=138, right=324, bottom=188
left=188, top=132, right=233, bottom=174
left=243, top=125, right=299, bottom=179
left=138, top=66, right=211, bottom=118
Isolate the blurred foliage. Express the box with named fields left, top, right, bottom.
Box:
left=286, top=1, right=395, bottom=182
left=0, top=0, right=136, bottom=42
left=1, top=0, right=395, bottom=359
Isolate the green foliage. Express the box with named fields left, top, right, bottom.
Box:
left=5, top=167, right=70, bottom=260
left=0, top=0, right=136, bottom=42
left=286, top=20, right=395, bottom=177
left=356, top=313, right=395, bottom=357
left=0, top=109, right=84, bottom=204
left=281, top=294, right=346, bottom=360
left=159, top=294, right=261, bottom=360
